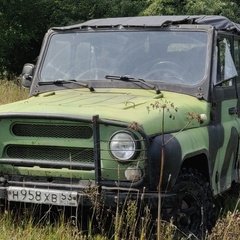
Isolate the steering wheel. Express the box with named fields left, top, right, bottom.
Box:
left=76, top=68, right=109, bottom=80
left=43, top=63, right=70, bottom=79
left=144, top=61, right=185, bottom=81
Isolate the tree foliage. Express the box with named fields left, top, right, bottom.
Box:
left=142, top=0, right=240, bottom=23
left=0, top=0, right=239, bottom=77
left=0, top=0, right=53, bottom=77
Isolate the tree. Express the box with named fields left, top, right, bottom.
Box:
left=0, top=0, right=54, bottom=77
left=1, top=0, right=240, bottom=77
left=0, top=0, right=150, bottom=77
left=142, top=0, right=240, bottom=23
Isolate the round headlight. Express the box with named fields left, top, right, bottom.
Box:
left=110, top=131, right=137, bottom=161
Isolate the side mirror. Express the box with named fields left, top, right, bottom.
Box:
left=22, top=63, right=35, bottom=88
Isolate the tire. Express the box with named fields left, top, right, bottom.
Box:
left=165, top=168, right=215, bottom=239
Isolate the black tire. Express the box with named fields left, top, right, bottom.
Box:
left=165, top=168, right=214, bottom=239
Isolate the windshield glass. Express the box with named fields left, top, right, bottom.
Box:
left=40, top=30, right=208, bottom=85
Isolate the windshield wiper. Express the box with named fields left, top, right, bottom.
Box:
left=105, top=75, right=161, bottom=94
left=39, top=79, right=95, bottom=92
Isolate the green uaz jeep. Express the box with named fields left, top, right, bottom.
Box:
left=2, top=15, right=240, bottom=237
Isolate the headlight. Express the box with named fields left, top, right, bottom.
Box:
left=109, top=131, right=138, bottom=161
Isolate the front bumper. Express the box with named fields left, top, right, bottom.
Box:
left=0, top=184, right=176, bottom=210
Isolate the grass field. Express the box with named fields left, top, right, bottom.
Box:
left=0, top=79, right=240, bottom=239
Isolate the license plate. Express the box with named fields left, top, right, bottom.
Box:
left=7, top=187, right=78, bottom=207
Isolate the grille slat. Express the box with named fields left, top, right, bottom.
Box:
left=12, top=124, right=93, bottom=139
left=6, top=145, right=94, bottom=163
left=0, top=158, right=94, bottom=170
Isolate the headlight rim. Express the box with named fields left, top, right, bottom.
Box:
left=109, top=130, right=140, bottom=162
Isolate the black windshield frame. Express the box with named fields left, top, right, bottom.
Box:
left=29, top=25, right=214, bottom=100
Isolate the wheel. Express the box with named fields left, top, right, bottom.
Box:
left=151, top=61, right=180, bottom=71
left=76, top=68, right=109, bottom=80
left=44, top=63, right=69, bottom=80
left=144, top=61, right=185, bottom=81
left=164, top=169, right=215, bottom=239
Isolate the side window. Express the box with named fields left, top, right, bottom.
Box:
left=217, top=37, right=238, bottom=86
left=234, top=38, right=240, bottom=83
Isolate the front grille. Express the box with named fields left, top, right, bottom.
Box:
left=6, top=145, right=94, bottom=163
left=12, top=123, right=93, bottom=139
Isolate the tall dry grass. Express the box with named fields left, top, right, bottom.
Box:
left=0, top=79, right=28, bottom=104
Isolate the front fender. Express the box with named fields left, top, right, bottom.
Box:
left=148, top=134, right=182, bottom=190
left=148, top=127, right=210, bottom=191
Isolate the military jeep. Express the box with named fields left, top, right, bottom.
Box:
left=1, top=15, right=240, bottom=237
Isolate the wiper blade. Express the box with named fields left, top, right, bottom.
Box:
left=39, top=79, right=95, bottom=92
left=105, top=75, right=160, bottom=94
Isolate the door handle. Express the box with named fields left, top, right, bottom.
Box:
left=228, top=107, right=238, bottom=115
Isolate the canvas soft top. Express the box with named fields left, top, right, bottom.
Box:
left=51, top=15, right=240, bottom=34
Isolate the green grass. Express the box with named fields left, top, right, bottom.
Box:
left=0, top=79, right=240, bottom=239
left=0, top=210, right=80, bottom=240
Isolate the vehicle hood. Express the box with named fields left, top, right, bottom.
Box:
left=0, top=88, right=210, bottom=135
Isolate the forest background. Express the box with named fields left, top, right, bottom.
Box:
left=0, top=0, right=240, bottom=78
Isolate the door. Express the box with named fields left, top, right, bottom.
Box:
left=211, top=34, right=239, bottom=195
